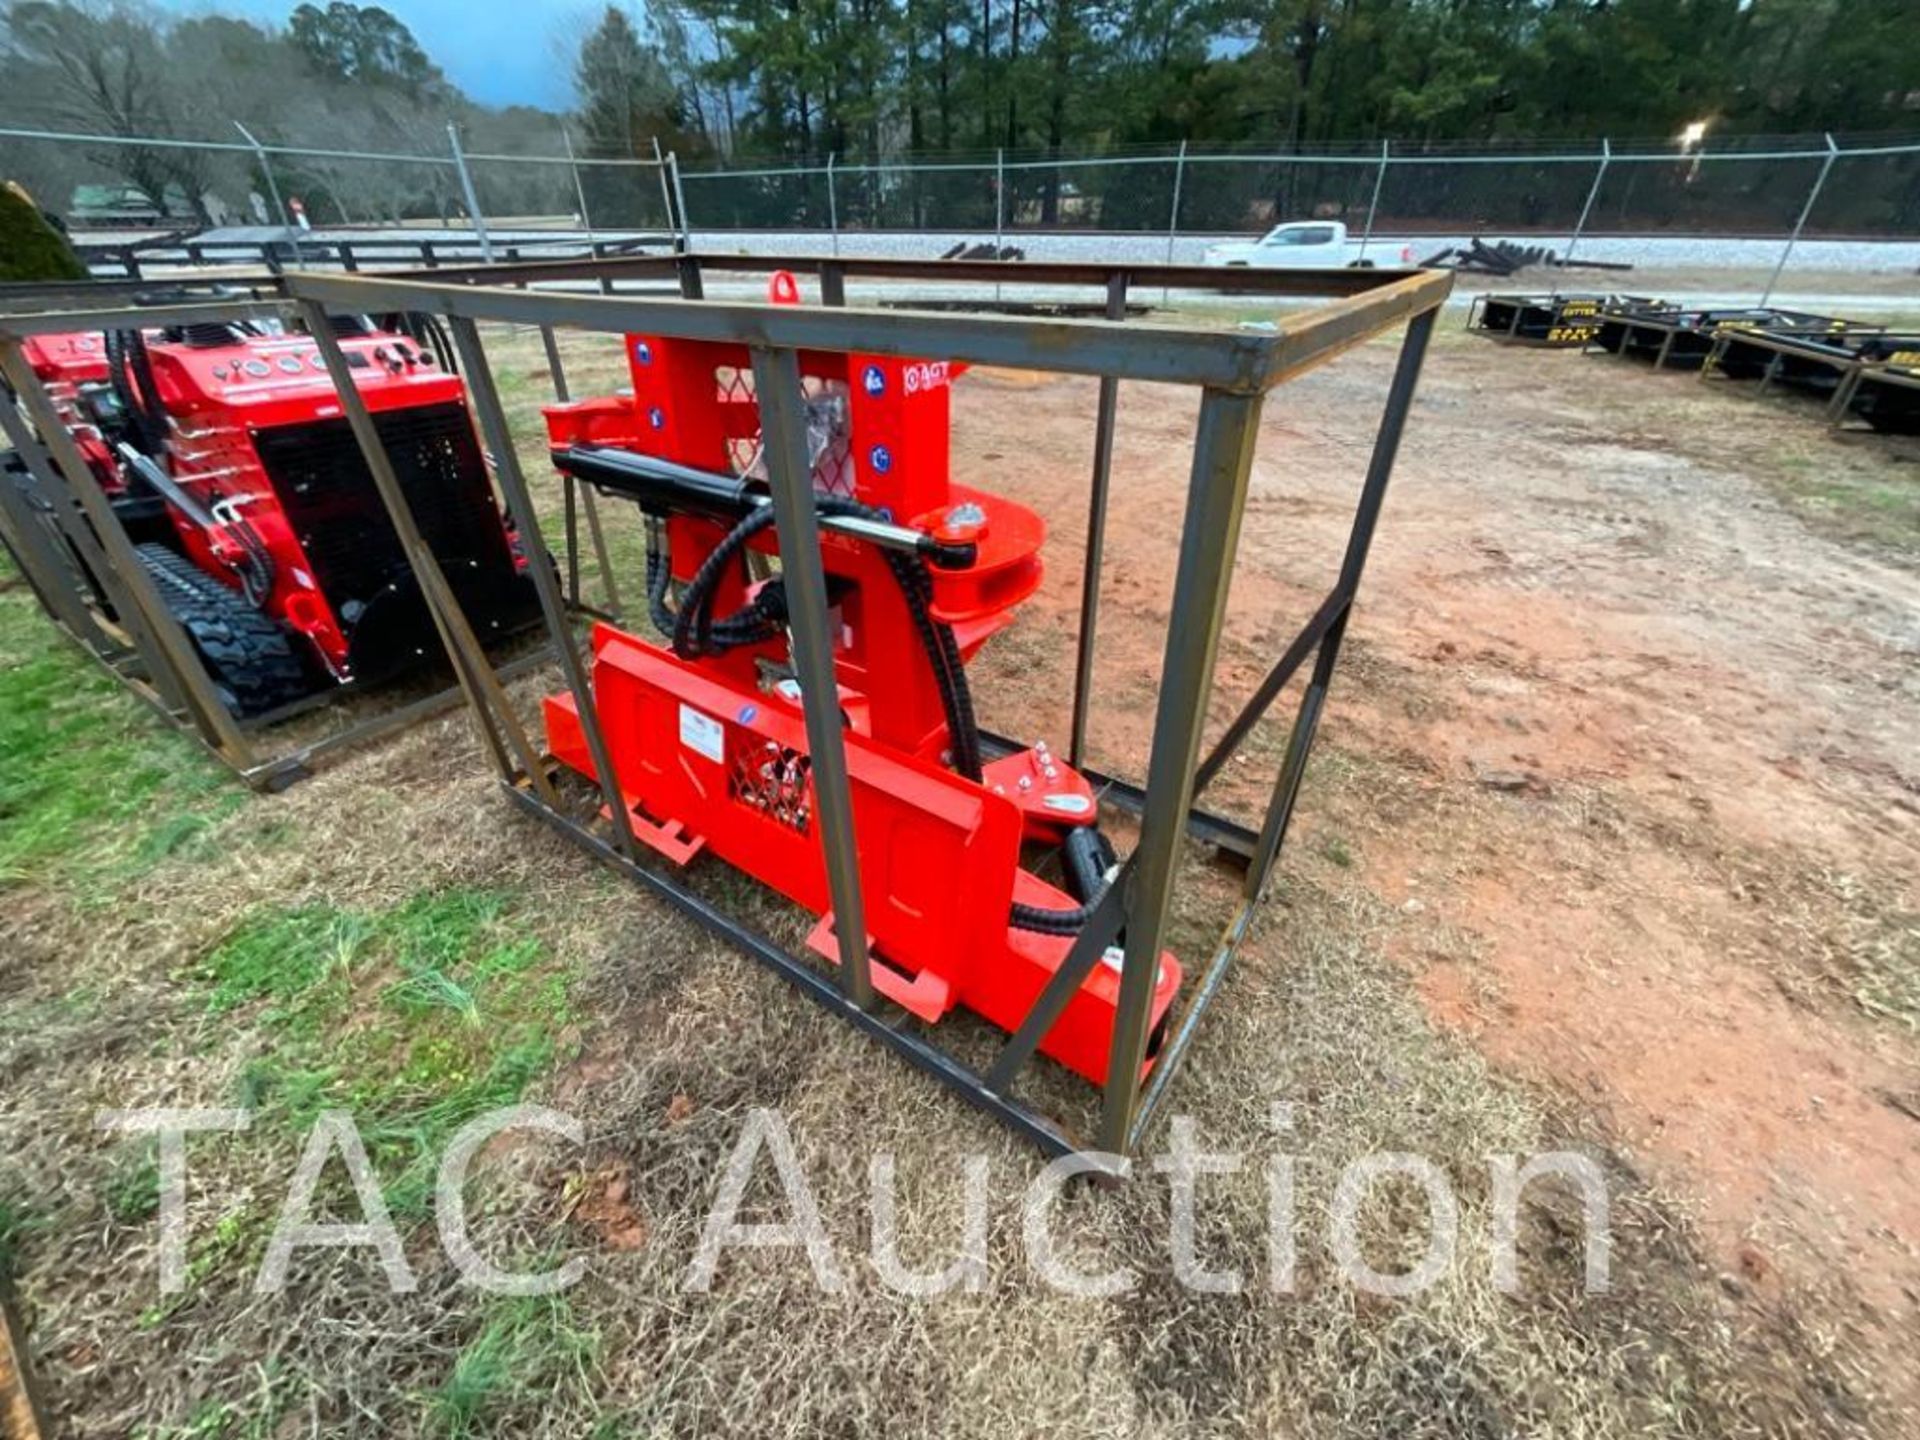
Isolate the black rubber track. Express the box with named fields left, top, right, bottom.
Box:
left=134, top=543, right=318, bottom=717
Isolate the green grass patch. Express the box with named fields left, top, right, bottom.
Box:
left=136, top=1208, right=266, bottom=1331
left=1319, top=832, right=1356, bottom=869
left=0, top=1191, right=47, bottom=1278
left=426, top=1292, right=601, bottom=1439
left=204, top=887, right=576, bottom=1219
left=103, top=1143, right=162, bottom=1224
left=1755, top=453, right=1920, bottom=556
left=201, top=903, right=371, bottom=1025
left=0, top=572, right=236, bottom=888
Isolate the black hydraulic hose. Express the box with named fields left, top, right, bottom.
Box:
left=671, top=504, right=783, bottom=659
left=649, top=485, right=1123, bottom=932
left=413, top=313, right=457, bottom=373
left=118, top=442, right=275, bottom=606
left=878, top=537, right=982, bottom=779
left=106, top=330, right=165, bottom=456
left=232, top=517, right=276, bottom=608
left=1009, top=899, right=1101, bottom=935
left=1009, top=829, right=1121, bottom=935
left=648, top=522, right=785, bottom=651
left=645, top=520, right=676, bottom=638
left=123, top=331, right=166, bottom=450
left=664, top=493, right=984, bottom=784
left=1063, top=825, right=1117, bottom=903
left=823, top=497, right=983, bottom=784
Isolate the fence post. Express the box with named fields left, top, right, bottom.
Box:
left=994, top=147, right=1006, bottom=300
left=1565, top=137, right=1610, bottom=267
left=650, top=135, right=676, bottom=238
left=827, top=151, right=840, bottom=256
left=668, top=152, right=693, bottom=250
left=1165, top=139, right=1188, bottom=266
left=446, top=121, right=494, bottom=264
left=233, top=121, right=291, bottom=237
left=1761, top=132, right=1838, bottom=307
left=1358, top=139, right=1389, bottom=262
left=561, top=123, right=598, bottom=260
left=994, top=147, right=1006, bottom=251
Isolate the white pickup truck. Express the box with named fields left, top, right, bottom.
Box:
left=1201, top=221, right=1412, bottom=269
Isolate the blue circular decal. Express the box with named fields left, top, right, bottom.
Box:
left=861, top=364, right=886, bottom=397
left=737, top=704, right=758, bottom=724
left=648, top=406, right=666, bottom=430
left=634, top=340, right=653, bottom=365
left=868, top=444, right=892, bottom=474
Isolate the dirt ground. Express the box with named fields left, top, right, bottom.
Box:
left=966, top=318, right=1920, bottom=1368
left=2, top=310, right=1917, bottom=1438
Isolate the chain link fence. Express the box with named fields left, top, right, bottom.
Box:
left=4, top=123, right=1916, bottom=265
left=668, top=136, right=1919, bottom=245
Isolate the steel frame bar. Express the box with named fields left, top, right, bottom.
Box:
left=3, top=372, right=178, bottom=695
left=1760, top=133, right=1838, bottom=309
left=0, top=399, right=120, bottom=654
left=0, top=419, right=554, bottom=792
left=979, top=728, right=1261, bottom=862
left=7, top=353, right=565, bottom=791
left=500, top=782, right=1091, bottom=1163
left=985, top=861, right=1134, bottom=1095
left=1096, top=386, right=1264, bottom=1152
left=1565, top=139, right=1611, bottom=267
left=300, top=299, right=562, bottom=805
left=1122, top=309, right=1435, bottom=1145
left=1827, top=364, right=1867, bottom=424
left=1, top=253, right=1440, bottom=323
left=395, top=251, right=1437, bottom=302
left=1699, top=324, right=1900, bottom=404
left=281, top=269, right=1450, bottom=395
left=0, top=300, right=288, bottom=338
left=1827, top=361, right=1920, bottom=431
left=1068, top=273, right=1130, bottom=769
left=0, top=447, right=96, bottom=642
left=1243, top=309, right=1434, bottom=898
left=749, top=345, right=876, bottom=1009
left=1, top=340, right=250, bottom=759
left=537, top=323, right=624, bottom=617
left=447, top=315, right=639, bottom=860
left=1192, top=586, right=1350, bottom=795
left=0, top=297, right=613, bottom=793
left=278, top=259, right=1441, bottom=1162
left=5, top=252, right=1447, bottom=1164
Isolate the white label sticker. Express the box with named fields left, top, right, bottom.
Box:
left=679, top=704, right=724, bottom=763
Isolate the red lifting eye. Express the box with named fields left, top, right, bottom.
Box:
left=767, top=271, right=802, bottom=306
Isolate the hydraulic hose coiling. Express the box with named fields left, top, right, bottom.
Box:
left=656, top=496, right=984, bottom=783
left=652, top=489, right=1103, bottom=935
left=1010, top=827, right=1119, bottom=936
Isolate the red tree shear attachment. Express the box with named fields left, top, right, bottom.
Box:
left=540, top=324, right=1180, bottom=1085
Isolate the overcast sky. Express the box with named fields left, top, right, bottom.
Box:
left=154, top=0, right=589, bottom=110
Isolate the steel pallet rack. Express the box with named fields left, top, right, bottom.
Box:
left=233, top=251, right=1454, bottom=1165
left=0, top=282, right=622, bottom=790
left=1701, top=317, right=1901, bottom=394
left=1466, top=292, right=1610, bottom=347
left=1828, top=351, right=1920, bottom=433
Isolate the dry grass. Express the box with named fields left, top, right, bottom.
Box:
left=0, top=321, right=1908, bottom=1437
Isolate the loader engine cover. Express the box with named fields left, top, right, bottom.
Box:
left=116, top=324, right=538, bottom=683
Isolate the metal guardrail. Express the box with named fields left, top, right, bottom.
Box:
left=70, top=232, right=679, bottom=282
